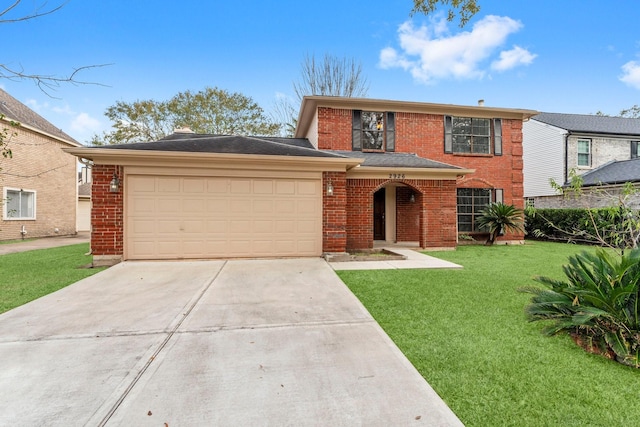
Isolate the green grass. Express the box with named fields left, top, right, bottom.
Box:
left=0, top=243, right=105, bottom=314
left=338, top=241, right=639, bottom=427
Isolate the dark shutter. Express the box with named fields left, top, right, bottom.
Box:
left=632, top=141, right=639, bottom=159
left=494, top=188, right=504, bottom=204
left=493, top=118, right=502, bottom=156
left=352, top=110, right=362, bottom=151
left=444, top=115, right=453, bottom=153
left=386, top=112, right=395, bottom=152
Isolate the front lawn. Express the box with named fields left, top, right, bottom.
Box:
left=0, top=243, right=105, bottom=314
left=338, top=242, right=639, bottom=427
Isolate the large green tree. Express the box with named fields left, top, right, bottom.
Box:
left=91, top=87, right=280, bottom=145
left=412, top=0, right=480, bottom=26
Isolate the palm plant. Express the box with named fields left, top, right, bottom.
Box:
left=521, top=249, right=640, bottom=367
left=475, top=202, right=525, bottom=245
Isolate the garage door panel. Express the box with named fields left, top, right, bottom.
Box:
left=158, top=178, right=181, bottom=192
left=276, top=181, right=295, bottom=194
left=230, top=180, right=251, bottom=194
left=253, top=180, right=274, bottom=194
left=230, top=199, right=252, bottom=213
left=127, top=175, right=321, bottom=259
left=157, top=199, right=180, bottom=213
left=207, top=179, right=228, bottom=193
left=183, top=178, right=205, bottom=193
left=297, top=181, right=318, bottom=195
left=253, top=200, right=273, bottom=214
left=253, top=220, right=273, bottom=233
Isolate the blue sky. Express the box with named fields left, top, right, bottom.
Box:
left=3, top=0, right=640, bottom=144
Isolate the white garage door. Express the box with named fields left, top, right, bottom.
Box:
left=126, top=175, right=322, bottom=260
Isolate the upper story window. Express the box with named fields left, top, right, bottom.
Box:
left=445, top=116, right=502, bottom=156
left=352, top=110, right=395, bottom=152
left=3, top=188, right=36, bottom=220
left=577, top=139, right=591, bottom=166
left=632, top=141, right=639, bottom=159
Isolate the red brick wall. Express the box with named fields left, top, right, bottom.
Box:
left=345, top=178, right=457, bottom=250
left=323, top=171, right=347, bottom=252
left=91, top=165, right=123, bottom=255
left=317, top=107, right=352, bottom=150
left=396, top=186, right=420, bottom=242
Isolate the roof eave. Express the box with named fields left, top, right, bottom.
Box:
left=295, top=96, right=539, bottom=137
left=347, top=165, right=475, bottom=179
left=63, top=147, right=363, bottom=172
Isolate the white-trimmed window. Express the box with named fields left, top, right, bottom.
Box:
left=3, top=188, right=36, bottom=220
left=577, top=139, right=591, bottom=167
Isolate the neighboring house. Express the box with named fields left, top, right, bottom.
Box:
left=0, top=89, right=80, bottom=240
left=65, top=96, right=536, bottom=265
left=523, top=112, right=640, bottom=208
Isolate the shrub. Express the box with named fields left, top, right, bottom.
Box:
left=521, top=249, right=640, bottom=367
left=476, top=202, right=525, bottom=245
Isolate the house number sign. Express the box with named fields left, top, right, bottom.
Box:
left=389, top=173, right=406, bottom=179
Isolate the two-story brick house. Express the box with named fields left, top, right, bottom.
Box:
left=66, top=96, right=536, bottom=265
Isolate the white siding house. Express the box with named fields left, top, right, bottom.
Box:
left=523, top=112, right=640, bottom=207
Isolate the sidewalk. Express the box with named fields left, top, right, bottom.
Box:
left=0, top=232, right=90, bottom=255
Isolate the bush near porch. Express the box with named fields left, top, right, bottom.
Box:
left=338, top=242, right=640, bottom=427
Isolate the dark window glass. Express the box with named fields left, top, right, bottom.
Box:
left=457, top=188, right=491, bottom=232
left=451, top=117, right=491, bottom=154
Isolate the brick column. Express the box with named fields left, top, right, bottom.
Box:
left=91, top=164, right=124, bottom=265
left=323, top=171, right=347, bottom=253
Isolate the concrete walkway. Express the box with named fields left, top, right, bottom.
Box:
left=0, top=232, right=90, bottom=255
left=329, top=248, right=462, bottom=270
left=0, top=258, right=463, bottom=426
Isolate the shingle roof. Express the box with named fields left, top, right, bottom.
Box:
left=98, top=133, right=345, bottom=158
left=325, top=150, right=465, bottom=169
left=579, top=158, right=640, bottom=186
left=533, top=112, right=640, bottom=136
left=0, top=88, right=78, bottom=144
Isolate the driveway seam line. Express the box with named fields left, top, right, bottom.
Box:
left=97, top=260, right=227, bottom=427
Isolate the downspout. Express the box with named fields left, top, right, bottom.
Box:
left=564, top=132, right=571, bottom=185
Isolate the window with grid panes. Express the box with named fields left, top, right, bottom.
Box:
left=457, top=188, right=492, bottom=232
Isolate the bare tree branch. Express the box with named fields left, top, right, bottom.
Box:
left=0, top=0, right=67, bottom=23
left=0, top=1, right=110, bottom=95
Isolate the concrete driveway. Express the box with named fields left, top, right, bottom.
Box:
left=0, top=259, right=463, bottom=426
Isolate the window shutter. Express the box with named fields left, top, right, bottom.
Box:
left=632, top=141, right=639, bottom=159
left=386, top=112, right=395, bottom=152
left=444, top=115, right=453, bottom=153
left=352, top=110, right=362, bottom=151
left=494, top=188, right=504, bottom=204
left=493, top=118, right=502, bottom=156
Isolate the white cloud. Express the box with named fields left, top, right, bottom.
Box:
left=25, top=98, right=49, bottom=112
left=380, top=15, right=535, bottom=84
left=70, top=112, right=101, bottom=133
left=491, top=46, right=537, bottom=71
left=620, top=61, right=640, bottom=89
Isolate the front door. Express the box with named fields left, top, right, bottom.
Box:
left=373, top=189, right=385, bottom=240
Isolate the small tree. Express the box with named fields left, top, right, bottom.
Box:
left=475, top=202, right=525, bottom=245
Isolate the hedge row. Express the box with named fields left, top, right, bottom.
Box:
left=525, top=207, right=628, bottom=245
